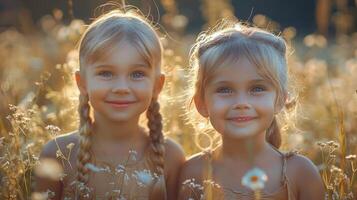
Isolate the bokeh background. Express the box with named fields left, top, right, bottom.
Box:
left=0, top=0, right=356, bottom=199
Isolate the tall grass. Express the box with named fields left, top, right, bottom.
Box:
left=0, top=2, right=356, bottom=199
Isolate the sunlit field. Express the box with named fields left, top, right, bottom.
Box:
left=0, top=0, right=356, bottom=199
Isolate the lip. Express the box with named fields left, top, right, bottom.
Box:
left=105, top=100, right=136, bottom=108
left=228, top=116, right=256, bottom=123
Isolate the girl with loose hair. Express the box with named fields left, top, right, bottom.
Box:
left=35, top=8, right=185, bottom=200
left=178, top=21, right=324, bottom=200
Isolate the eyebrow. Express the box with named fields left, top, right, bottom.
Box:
left=211, top=78, right=268, bottom=84
left=93, top=63, right=150, bottom=69
left=249, top=79, right=269, bottom=83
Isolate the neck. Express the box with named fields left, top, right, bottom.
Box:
left=219, top=132, right=270, bottom=164
left=92, top=113, right=143, bottom=142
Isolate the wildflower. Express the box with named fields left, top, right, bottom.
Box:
left=85, top=163, right=110, bottom=173
left=115, top=164, right=125, bottom=174
left=345, top=154, right=357, bottom=160
left=326, top=141, right=339, bottom=149
left=26, top=142, right=35, bottom=150
left=56, top=149, right=65, bottom=159
left=75, top=181, right=93, bottom=197
left=241, top=167, right=268, bottom=191
left=8, top=104, right=17, bottom=112
left=66, top=142, right=75, bottom=150
left=203, top=179, right=220, bottom=189
left=182, top=178, right=205, bottom=191
left=316, top=141, right=326, bottom=148
left=330, top=165, right=342, bottom=173
left=133, top=170, right=155, bottom=186
left=129, top=150, right=138, bottom=161
left=45, top=125, right=61, bottom=136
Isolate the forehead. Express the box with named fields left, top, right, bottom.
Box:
left=88, top=41, right=148, bottom=68
left=208, top=57, right=264, bottom=84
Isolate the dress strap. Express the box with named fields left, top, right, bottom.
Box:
left=281, top=151, right=295, bottom=183
left=267, top=144, right=295, bottom=185
left=282, top=151, right=297, bottom=200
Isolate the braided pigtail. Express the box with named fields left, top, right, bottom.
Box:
left=266, top=117, right=281, bottom=149
left=146, top=99, right=166, bottom=200
left=76, top=94, right=93, bottom=199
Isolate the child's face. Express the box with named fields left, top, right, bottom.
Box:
left=196, top=57, right=278, bottom=139
left=77, top=41, right=164, bottom=123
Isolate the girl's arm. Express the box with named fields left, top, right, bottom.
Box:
left=289, top=154, right=325, bottom=200
left=34, top=139, right=64, bottom=200
left=164, top=138, right=186, bottom=200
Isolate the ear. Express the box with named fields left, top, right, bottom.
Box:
left=75, top=71, right=87, bottom=95
left=153, top=73, right=165, bottom=98
left=193, top=93, right=209, bottom=118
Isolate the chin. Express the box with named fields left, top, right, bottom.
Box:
left=105, top=114, right=132, bottom=122
left=223, top=129, right=261, bottom=139
left=227, top=133, right=256, bottom=139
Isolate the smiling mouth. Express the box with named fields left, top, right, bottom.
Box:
left=105, top=100, right=136, bottom=108
left=228, top=116, right=256, bottom=123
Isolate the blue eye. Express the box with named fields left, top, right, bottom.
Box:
left=250, top=86, right=266, bottom=93
left=216, top=87, right=233, bottom=94
left=98, top=71, right=113, bottom=79
left=131, top=71, right=145, bottom=79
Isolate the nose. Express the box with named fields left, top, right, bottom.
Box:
left=233, top=93, right=251, bottom=109
left=111, top=77, right=130, bottom=94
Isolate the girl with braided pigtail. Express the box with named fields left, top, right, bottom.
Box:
left=35, top=7, right=185, bottom=200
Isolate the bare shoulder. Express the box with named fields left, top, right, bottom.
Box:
left=163, top=138, right=186, bottom=169
left=35, top=131, right=80, bottom=197
left=286, top=153, right=325, bottom=199
left=40, top=131, right=80, bottom=159
left=286, top=153, right=321, bottom=179
left=179, top=152, right=208, bottom=183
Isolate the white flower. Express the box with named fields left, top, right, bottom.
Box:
left=133, top=169, right=154, bottom=186
left=116, top=164, right=125, bottom=174
left=129, top=150, right=138, bottom=161
left=85, top=163, right=110, bottom=173
left=241, top=167, right=268, bottom=191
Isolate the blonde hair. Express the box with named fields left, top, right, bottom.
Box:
left=188, top=21, right=295, bottom=149
left=76, top=8, right=165, bottom=198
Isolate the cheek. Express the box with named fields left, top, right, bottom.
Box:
left=133, top=80, right=155, bottom=98
left=210, top=96, right=232, bottom=111
left=254, top=95, right=276, bottom=114
left=86, top=81, right=110, bottom=95
left=207, top=97, right=231, bottom=115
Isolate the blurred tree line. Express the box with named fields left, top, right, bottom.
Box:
left=1, top=0, right=356, bottom=37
